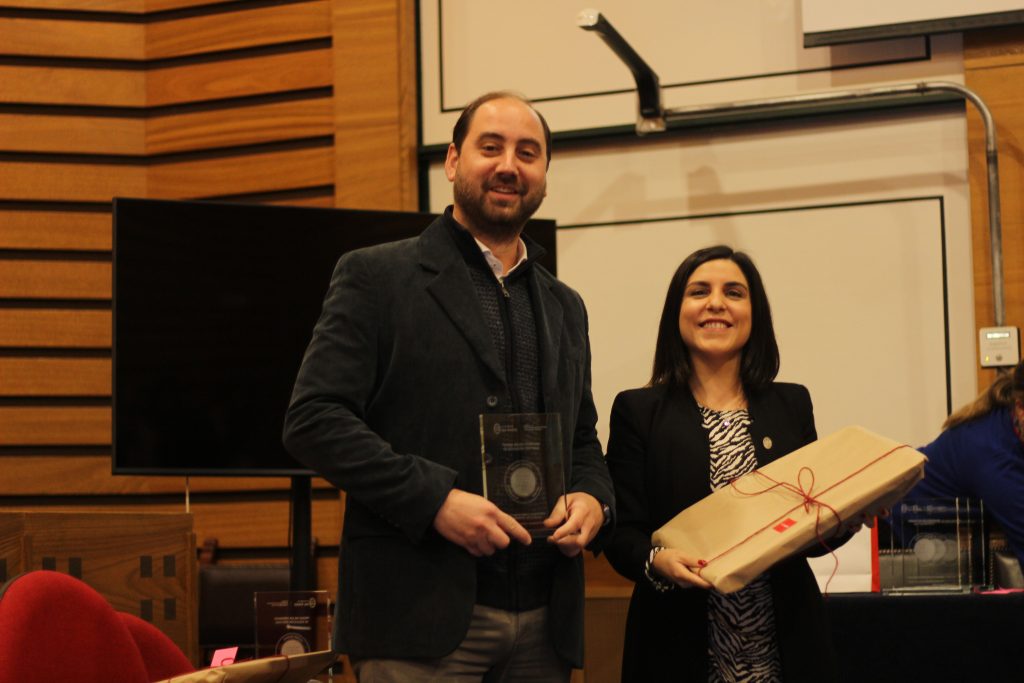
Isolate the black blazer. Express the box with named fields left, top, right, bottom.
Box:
left=282, top=215, right=613, bottom=666
left=604, top=383, right=840, bottom=682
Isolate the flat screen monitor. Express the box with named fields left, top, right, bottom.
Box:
left=112, top=198, right=557, bottom=475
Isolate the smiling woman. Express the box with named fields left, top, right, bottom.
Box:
left=677, top=258, right=752, bottom=383
left=651, top=245, right=780, bottom=396
left=604, top=244, right=854, bottom=682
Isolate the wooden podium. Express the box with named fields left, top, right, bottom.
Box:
left=0, top=511, right=198, bottom=663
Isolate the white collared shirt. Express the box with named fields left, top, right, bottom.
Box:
left=473, top=236, right=528, bottom=280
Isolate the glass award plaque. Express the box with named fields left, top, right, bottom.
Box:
left=480, top=413, right=567, bottom=538
left=879, top=498, right=986, bottom=593
left=254, top=590, right=332, bottom=659
left=990, top=525, right=1024, bottom=588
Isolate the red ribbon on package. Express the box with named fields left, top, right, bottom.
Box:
left=694, top=444, right=910, bottom=595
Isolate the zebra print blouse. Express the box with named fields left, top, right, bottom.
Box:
left=701, top=405, right=783, bottom=683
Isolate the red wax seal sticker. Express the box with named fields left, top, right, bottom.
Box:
left=773, top=517, right=797, bottom=533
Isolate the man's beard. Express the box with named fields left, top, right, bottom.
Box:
left=453, top=173, right=545, bottom=242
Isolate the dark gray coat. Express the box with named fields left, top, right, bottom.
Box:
left=283, top=215, right=613, bottom=666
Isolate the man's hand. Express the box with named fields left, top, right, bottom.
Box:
left=433, top=488, right=532, bottom=557
left=543, top=492, right=604, bottom=557
left=650, top=548, right=713, bottom=589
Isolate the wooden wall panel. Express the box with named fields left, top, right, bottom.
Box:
left=0, top=0, right=220, bottom=11
left=147, top=49, right=332, bottom=107
left=0, top=65, right=145, bottom=106
left=146, top=96, right=333, bottom=154
left=0, top=0, right=146, bottom=10
left=0, top=114, right=144, bottom=155
left=0, top=18, right=143, bottom=59
left=0, top=212, right=112, bottom=251
left=0, top=260, right=110, bottom=300
left=0, top=0, right=329, bottom=60
left=0, top=406, right=110, bottom=446
left=316, top=553, right=339, bottom=594
left=3, top=458, right=144, bottom=497
left=0, top=358, right=110, bottom=396
left=264, top=193, right=335, bottom=207
left=0, top=456, right=337, bottom=496
left=583, top=554, right=633, bottom=599
left=6, top=495, right=342, bottom=550
left=0, top=310, right=111, bottom=348
left=145, top=1, right=330, bottom=59
left=0, top=0, right=416, bottom=634
left=964, top=26, right=1024, bottom=390
left=187, top=496, right=342, bottom=549
left=144, top=0, right=234, bottom=11
left=147, top=146, right=333, bottom=198
left=1, top=161, right=145, bottom=202
left=332, top=0, right=418, bottom=210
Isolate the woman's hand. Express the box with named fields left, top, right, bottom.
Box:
left=650, top=548, right=713, bottom=589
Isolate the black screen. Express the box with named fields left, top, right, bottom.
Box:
left=112, top=198, right=557, bottom=475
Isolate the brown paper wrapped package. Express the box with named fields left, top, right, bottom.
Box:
left=651, top=425, right=927, bottom=594
left=156, top=650, right=339, bottom=683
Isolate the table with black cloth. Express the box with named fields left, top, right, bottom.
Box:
left=826, top=591, right=1024, bottom=681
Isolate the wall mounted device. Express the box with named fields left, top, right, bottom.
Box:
left=979, top=326, right=1020, bottom=368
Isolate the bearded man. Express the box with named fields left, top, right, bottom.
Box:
left=283, top=92, right=614, bottom=682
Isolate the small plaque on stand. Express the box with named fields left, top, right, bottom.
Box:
left=254, top=590, right=332, bottom=659
left=480, top=413, right=566, bottom=538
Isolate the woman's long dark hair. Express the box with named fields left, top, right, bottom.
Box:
left=943, top=361, right=1024, bottom=430
left=649, top=245, right=780, bottom=390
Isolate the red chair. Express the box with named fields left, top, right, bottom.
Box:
left=0, top=571, right=194, bottom=683
left=120, top=612, right=196, bottom=681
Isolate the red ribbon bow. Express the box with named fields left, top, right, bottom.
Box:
left=694, top=444, right=911, bottom=596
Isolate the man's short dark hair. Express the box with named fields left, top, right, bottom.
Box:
left=650, top=244, right=780, bottom=390
left=451, top=91, right=552, bottom=166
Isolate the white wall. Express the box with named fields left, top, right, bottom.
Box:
left=421, top=0, right=962, bottom=144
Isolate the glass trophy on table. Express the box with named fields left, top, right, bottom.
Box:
left=879, top=497, right=987, bottom=593
left=254, top=590, right=334, bottom=680
left=480, top=413, right=567, bottom=538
